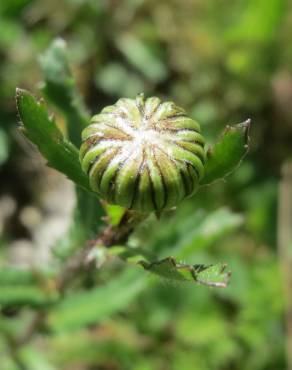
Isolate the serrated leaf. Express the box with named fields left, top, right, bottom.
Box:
left=16, top=88, right=93, bottom=194
left=106, top=207, right=241, bottom=288
left=200, top=120, right=250, bottom=185
left=140, top=258, right=230, bottom=287
left=39, top=39, right=104, bottom=240
left=109, top=246, right=230, bottom=287
left=37, top=40, right=105, bottom=254
left=39, top=38, right=90, bottom=147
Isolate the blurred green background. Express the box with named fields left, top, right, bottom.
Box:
left=1, top=0, right=292, bottom=369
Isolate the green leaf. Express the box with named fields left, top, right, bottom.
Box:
left=51, top=189, right=105, bottom=261
left=48, top=269, right=146, bottom=332
left=0, top=267, right=51, bottom=286
left=225, top=0, right=285, bottom=43
left=175, top=208, right=244, bottom=259
left=0, top=286, right=57, bottom=307
left=52, top=188, right=105, bottom=260
left=109, top=245, right=156, bottom=264
left=75, top=188, right=104, bottom=233
left=140, top=258, right=230, bottom=288
left=143, top=208, right=243, bottom=258
left=16, top=88, right=92, bottom=193
left=39, top=39, right=105, bottom=241
left=200, top=120, right=251, bottom=185
left=0, top=267, right=57, bottom=307
left=95, top=62, right=145, bottom=98
left=104, top=203, right=127, bottom=226
left=0, top=128, right=9, bottom=166
left=109, top=246, right=230, bottom=288
left=108, top=207, right=242, bottom=288
left=19, top=346, right=57, bottom=370
left=39, top=38, right=90, bottom=147
left=116, top=34, right=167, bottom=82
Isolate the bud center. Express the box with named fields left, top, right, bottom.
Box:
left=132, top=128, right=163, bottom=148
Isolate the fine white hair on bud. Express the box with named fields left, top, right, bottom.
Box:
left=80, top=94, right=206, bottom=213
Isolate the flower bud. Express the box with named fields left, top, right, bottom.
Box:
left=80, top=94, right=206, bottom=213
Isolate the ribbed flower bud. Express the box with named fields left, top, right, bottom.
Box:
left=80, top=94, right=206, bottom=213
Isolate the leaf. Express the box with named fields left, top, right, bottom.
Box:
left=225, top=0, right=285, bottom=43
left=109, top=246, right=230, bottom=288
left=39, top=39, right=105, bottom=242
left=51, top=188, right=105, bottom=261
left=116, top=34, right=167, bottom=82
left=16, top=88, right=92, bottom=194
left=0, top=267, right=58, bottom=307
left=200, top=120, right=251, bottom=185
left=19, top=346, right=57, bottom=370
left=0, top=267, right=52, bottom=286
left=0, top=128, right=9, bottom=166
left=95, top=62, right=145, bottom=98
left=52, top=188, right=105, bottom=260
left=103, top=203, right=127, bottom=226
left=39, top=38, right=90, bottom=147
left=175, top=208, right=244, bottom=259
left=0, top=268, right=37, bottom=285
left=0, top=286, right=57, bottom=307
left=109, top=245, right=156, bottom=264
left=48, top=269, right=146, bottom=332
left=143, top=208, right=243, bottom=258
left=140, top=258, right=230, bottom=288
left=108, top=207, right=242, bottom=288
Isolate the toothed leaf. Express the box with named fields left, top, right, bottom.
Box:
left=201, top=120, right=250, bottom=185
left=16, top=88, right=92, bottom=193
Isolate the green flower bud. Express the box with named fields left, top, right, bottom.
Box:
left=80, top=94, right=206, bottom=213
